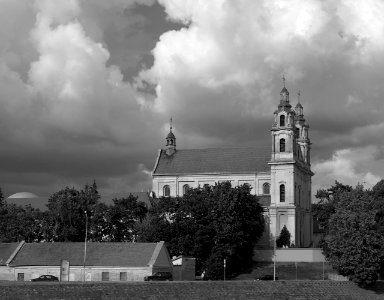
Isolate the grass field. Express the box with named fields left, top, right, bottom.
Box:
left=0, top=280, right=383, bottom=300
left=235, top=262, right=335, bottom=281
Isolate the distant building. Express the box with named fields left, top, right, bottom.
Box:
left=0, top=241, right=172, bottom=281
left=172, top=256, right=196, bottom=281
left=152, top=83, right=314, bottom=247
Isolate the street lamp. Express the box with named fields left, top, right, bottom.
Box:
left=83, top=210, right=88, bottom=282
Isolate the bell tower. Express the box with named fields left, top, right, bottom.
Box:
left=165, top=118, right=176, bottom=156
left=271, top=76, right=296, bottom=162
left=268, top=77, right=314, bottom=248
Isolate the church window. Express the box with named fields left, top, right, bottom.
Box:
left=183, top=184, right=190, bottom=195
left=263, top=183, right=270, bottom=194
left=280, top=138, right=285, bottom=152
left=280, top=115, right=285, bottom=126
left=163, top=185, right=170, bottom=197
left=280, top=184, right=285, bottom=202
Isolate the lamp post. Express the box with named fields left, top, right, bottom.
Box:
left=83, top=210, right=88, bottom=282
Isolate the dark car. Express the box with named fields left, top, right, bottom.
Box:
left=256, top=275, right=278, bottom=281
left=30, top=275, right=59, bottom=282
left=144, top=272, right=173, bottom=281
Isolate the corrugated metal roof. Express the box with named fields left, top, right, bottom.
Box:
left=153, top=146, right=271, bottom=175
left=10, top=242, right=161, bottom=267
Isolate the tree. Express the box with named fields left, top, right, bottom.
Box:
left=46, top=182, right=100, bottom=242
left=324, top=185, right=384, bottom=287
left=136, top=182, right=265, bottom=279
left=0, top=187, right=4, bottom=207
left=312, top=181, right=353, bottom=234
left=102, top=194, right=148, bottom=242
left=276, top=225, right=291, bottom=248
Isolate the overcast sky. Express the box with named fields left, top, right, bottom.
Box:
left=1, top=0, right=384, bottom=199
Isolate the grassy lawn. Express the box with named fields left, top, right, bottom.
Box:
left=236, top=262, right=334, bottom=281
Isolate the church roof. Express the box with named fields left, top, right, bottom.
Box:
left=153, top=146, right=271, bottom=175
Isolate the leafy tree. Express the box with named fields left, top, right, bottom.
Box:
left=46, top=182, right=100, bottom=242
left=0, top=202, right=46, bottom=243
left=0, top=187, right=4, bottom=207
left=312, top=181, right=352, bottom=234
left=276, top=225, right=291, bottom=248
left=136, top=182, right=265, bottom=279
left=101, top=194, right=148, bottom=242
left=324, top=185, right=384, bottom=287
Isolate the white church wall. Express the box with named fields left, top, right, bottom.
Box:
left=153, top=172, right=271, bottom=198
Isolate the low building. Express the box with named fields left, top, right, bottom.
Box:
left=172, top=256, right=195, bottom=281
left=0, top=242, right=23, bottom=280
left=0, top=241, right=172, bottom=282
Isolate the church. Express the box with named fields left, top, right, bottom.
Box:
left=151, top=83, right=314, bottom=248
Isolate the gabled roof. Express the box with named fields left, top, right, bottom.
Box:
left=0, top=243, right=21, bottom=266
left=153, top=146, right=271, bottom=175
left=10, top=242, right=165, bottom=267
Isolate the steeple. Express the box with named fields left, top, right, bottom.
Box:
left=165, top=117, right=176, bottom=156
left=280, top=74, right=290, bottom=103
left=295, top=90, right=304, bottom=118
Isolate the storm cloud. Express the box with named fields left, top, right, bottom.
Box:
left=0, top=0, right=383, bottom=198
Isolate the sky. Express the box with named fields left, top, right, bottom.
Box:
left=1, top=0, right=384, bottom=199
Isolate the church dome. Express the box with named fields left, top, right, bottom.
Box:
left=7, top=192, right=39, bottom=198
left=280, top=87, right=289, bottom=94
left=167, top=131, right=175, bottom=139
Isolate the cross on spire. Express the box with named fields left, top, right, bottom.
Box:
left=298, top=90, right=301, bottom=103
left=170, top=117, right=173, bottom=132
left=282, top=73, right=286, bottom=88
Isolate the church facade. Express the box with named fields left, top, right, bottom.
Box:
left=152, top=84, right=314, bottom=248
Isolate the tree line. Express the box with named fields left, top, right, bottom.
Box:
left=313, top=180, right=384, bottom=287
left=0, top=181, right=265, bottom=279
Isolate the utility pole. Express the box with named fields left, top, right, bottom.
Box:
left=83, top=211, right=88, bottom=282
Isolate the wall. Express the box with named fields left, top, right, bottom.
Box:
left=11, top=266, right=153, bottom=282
left=153, top=172, right=271, bottom=198
left=253, top=248, right=326, bottom=262
left=172, top=257, right=195, bottom=281
left=0, top=266, right=14, bottom=280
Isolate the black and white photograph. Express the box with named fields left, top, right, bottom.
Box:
left=0, top=0, right=384, bottom=299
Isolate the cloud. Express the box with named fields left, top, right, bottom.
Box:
left=1, top=0, right=384, bottom=198
left=313, top=146, right=381, bottom=192
left=0, top=0, right=166, bottom=196
left=137, top=0, right=384, bottom=190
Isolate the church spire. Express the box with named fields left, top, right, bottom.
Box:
left=295, top=90, right=304, bottom=117
left=280, top=74, right=289, bottom=103
left=165, top=117, right=176, bottom=156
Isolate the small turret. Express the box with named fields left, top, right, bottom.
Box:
left=166, top=118, right=176, bottom=156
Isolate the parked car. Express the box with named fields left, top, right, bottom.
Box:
left=144, top=272, right=173, bottom=281
left=256, top=275, right=278, bottom=281
left=30, top=275, right=59, bottom=282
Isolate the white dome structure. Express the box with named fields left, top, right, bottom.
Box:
left=7, top=192, right=39, bottom=199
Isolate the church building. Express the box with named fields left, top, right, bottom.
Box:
left=152, top=83, right=314, bottom=248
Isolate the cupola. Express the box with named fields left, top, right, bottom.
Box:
left=165, top=118, right=176, bottom=156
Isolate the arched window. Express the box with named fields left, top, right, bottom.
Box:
left=280, top=184, right=285, bottom=202
left=163, top=185, right=170, bottom=197
left=183, top=184, right=190, bottom=195
left=263, top=183, right=270, bottom=195
left=280, top=115, right=285, bottom=126
left=280, top=138, right=285, bottom=152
